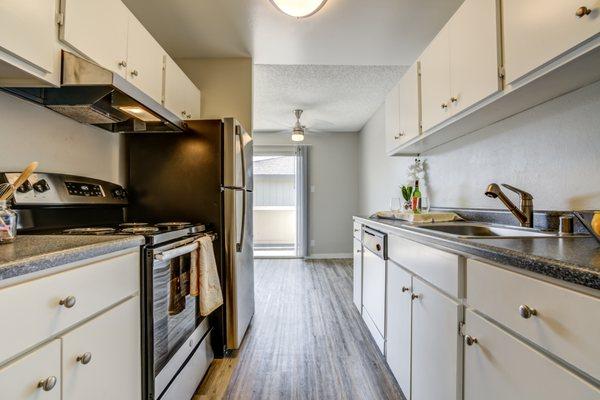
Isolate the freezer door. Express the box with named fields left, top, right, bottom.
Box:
left=223, top=119, right=253, bottom=190
left=223, top=188, right=254, bottom=350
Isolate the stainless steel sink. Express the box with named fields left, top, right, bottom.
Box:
left=407, top=222, right=557, bottom=239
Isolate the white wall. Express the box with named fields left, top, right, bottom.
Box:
left=254, top=132, right=359, bottom=257
left=0, top=91, right=124, bottom=184
left=358, top=81, right=600, bottom=215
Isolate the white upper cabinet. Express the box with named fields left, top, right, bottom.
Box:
left=384, top=82, right=401, bottom=153
left=420, top=24, right=451, bottom=132
left=0, top=0, right=55, bottom=73
left=449, top=0, right=501, bottom=113
left=164, top=56, right=201, bottom=119
left=61, top=0, right=130, bottom=78
left=387, top=62, right=421, bottom=155
left=127, top=16, right=166, bottom=103
left=503, top=0, right=600, bottom=84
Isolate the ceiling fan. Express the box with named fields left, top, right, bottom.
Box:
left=290, top=109, right=306, bottom=142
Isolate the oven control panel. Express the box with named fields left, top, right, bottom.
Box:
left=0, top=172, right=128, bottom=206
left=65, top=181, right=104, bottom=197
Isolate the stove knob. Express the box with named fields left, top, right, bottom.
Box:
left=33, top=179, right=51, bottom=193
left=112, top=188, right=127, bottom=199
left=17, top=180, right=33, bottom=193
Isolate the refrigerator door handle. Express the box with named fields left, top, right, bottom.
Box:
left=236, top=190, right=246, bottom=252
left=236, top=125, right=246, bottom=189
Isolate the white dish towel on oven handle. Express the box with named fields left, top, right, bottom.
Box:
left=191, top=235, right=223, bottom=316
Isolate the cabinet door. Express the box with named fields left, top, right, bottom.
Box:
left=126, top=16, right=166, bottom=103
left=385, top=82, right=401, bottom=153
left=385, top=262, right=412, bottom=399
left=0, top=0, right=55, bottom=73
left=504, top=0, right=600, bottom=84
left=164, top=56, right=201, bottom=120
left=0, top=340, right=61, bottom=400
left=398, top=62, right=421, bottom=144
left=62, top=297, right=141, bottom=400
left=449, top=0, right=501, bottom=113
left=411, top=278, right=461, bottom=400
left=353, top=238, right=363, bottom=312
left=420, top=25, right=451, bottom=131
left=464, top=310, right=600, bottom=400
left=61, top=0, right=129, bottom=78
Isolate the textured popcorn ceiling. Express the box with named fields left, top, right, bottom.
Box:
left=254, top=64, right=406, bottom=132
left=122, top=0, right=463, bottom=65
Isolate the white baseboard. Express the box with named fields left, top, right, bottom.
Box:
left=306, top=253, right=352, bottom=260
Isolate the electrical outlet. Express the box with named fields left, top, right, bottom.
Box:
left=310, top=240, right=315, bottom=247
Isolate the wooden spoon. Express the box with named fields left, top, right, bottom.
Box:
left=0, top=161, right=39, bottom=200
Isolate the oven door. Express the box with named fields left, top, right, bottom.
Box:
left=148, top=237, right=207, bottom=398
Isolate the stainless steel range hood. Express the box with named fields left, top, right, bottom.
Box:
left=4, top=51, right=185, bottom=133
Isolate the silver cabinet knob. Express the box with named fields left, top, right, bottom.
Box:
left=464, top=335, right=478, bottom=346
left=181, top=111, right=187, bottom=117
left=118, top=60, right=127, bottom=68
left=450, top=96, right=458, bottom=103
left=76, top=352, right=92, bottom=365
left=401, top=286, right=410, bottom=293
left=576, top=6, right=592, bottom=17
left=394, top=132, right=405, bottom=140
left=130, top=70, right=139, bottom=77
left=441, top=102, right=448, bottom=109
left=411, top=293, right=420, bottom=300
left=186, top=113, right=192, bottom=119
left=353, top=229, right=360, bottom=232
left=519, top=304, right=537, bottom=319
left=59, top=295, right=76, bottom=308
left=37, top=376, right=57, bottom=391
left=356, top=249, right=362, bottom=253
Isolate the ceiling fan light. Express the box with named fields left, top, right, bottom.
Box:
left=291, top=132, right=305, bottom=142
left=270, top=0, right=328, bottom=18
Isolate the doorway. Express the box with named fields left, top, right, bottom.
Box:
left=253, top=146, right=308, bottom=258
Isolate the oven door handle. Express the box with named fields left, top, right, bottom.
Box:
left=154, top=242, right=199, bottom=262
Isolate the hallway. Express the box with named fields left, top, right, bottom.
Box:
left=195, top=258, right=404, bottom=400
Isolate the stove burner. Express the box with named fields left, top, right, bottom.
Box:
left=63, top=227, right=116, bottom=235
left=121, top=226, right=160, bottom=234
left=119, top=222, right=149, bottom=228
left=155, top=222, right=191, bottom=230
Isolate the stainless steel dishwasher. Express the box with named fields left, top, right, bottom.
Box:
left=361, top=227, right=387, bottom=353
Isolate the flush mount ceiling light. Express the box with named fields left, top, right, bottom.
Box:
left=269, top=0, right=328, bottom=18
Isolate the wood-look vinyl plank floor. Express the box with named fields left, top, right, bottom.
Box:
left=195, top=258, right=404, bottom=400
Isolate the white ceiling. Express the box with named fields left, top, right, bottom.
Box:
left=254, top=64, right=405, bottom=132
left=121, top=0, right=463, bottom=131
left=122, top=0, right=463, bottom=65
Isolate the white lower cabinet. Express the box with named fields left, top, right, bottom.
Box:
left=353, top=237, right=362, bottom=312
left=62, top=296, right=141, bottom=400
left=385, top=262, right=412, bottom=399
left=410, top=277, right=461, bottom=400
left=463, top=309, right=600, bottom=400
left=0, top=340, right=61, bottom=400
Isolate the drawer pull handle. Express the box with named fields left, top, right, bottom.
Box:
left=576, top=6, right=592, bottom=17
left=59, top=295, right=76, bottom=308
left=464, top=335, right=478, bottom=346
left=38, top=376, right=57, bottom=391
left=411, top=293, right=420, bottom=300
left=402, top=286, right=410, bottom=293
left=77, top=352, right=93, bottom=365
left=519, top=304, right=537, bottom=319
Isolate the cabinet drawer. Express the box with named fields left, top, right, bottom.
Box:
left=0, top=340, right=61, bottom=399
left=388, top=234, right=463, bottom=298
left=353, top=221, right=362, bottom=240
left=464, top=310, right=600, bottom=400
left=466, top=259, right=600, bottom=379
left=0, top=251, right=139, bottom=364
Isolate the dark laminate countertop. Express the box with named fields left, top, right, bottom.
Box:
left=354, top=216, right=600, bottom=292
left=0, top=235, right=145, bottom=283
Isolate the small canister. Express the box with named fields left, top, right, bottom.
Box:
left=559, top=214, right=574, bottom=236
left=0, top=200, right=17, bottom=244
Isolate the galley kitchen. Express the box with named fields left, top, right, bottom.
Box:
left=1, top=1, right=600, bottom=400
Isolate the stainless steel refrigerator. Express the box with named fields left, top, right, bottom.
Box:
left=126, top=118, right=254, bottom=356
